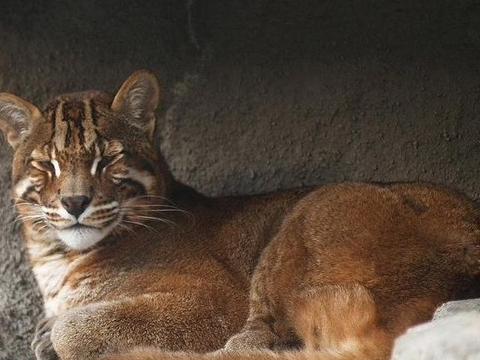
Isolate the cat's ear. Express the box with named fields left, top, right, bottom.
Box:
left=111, top=70, right=161, bottom=141
left=0, top=93, right=42, bottom=148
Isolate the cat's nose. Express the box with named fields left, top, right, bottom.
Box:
left=61, top=196, right=91, bottom=218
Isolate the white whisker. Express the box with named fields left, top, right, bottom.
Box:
left=123, top=208, right=187, bottom=214
left=122, top=219, right=159, bottom=233
left=131, top=215, right=177, bottom=227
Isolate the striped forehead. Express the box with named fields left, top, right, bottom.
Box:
left=45, top=99, right=98, bottom=151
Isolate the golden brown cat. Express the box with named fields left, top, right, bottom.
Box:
left=105, top=181, right=480, bottom=358
left=1, top=71, right=479, bottom=360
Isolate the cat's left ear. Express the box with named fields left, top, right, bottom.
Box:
left=111, top=70, right=161, bottom=141
left=0, top=93, right=42, bottom=149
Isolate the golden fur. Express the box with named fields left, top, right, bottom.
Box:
left=102, top=185, right=480, bottom=360
left=1, top=71, right=479, bottom=360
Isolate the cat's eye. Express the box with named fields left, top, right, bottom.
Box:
left=91, top=157, right=111, bottom=175
left=93, top=153, right=125, bottom=176
left=110, top=174, right=146, bottom=195
left=31, top=159, right=62, bottom=178
left=31, top=160, right=54, bottom=174
left=110, top=170, right=129, bottom=185
left=111, top=176, right=124, bottom=185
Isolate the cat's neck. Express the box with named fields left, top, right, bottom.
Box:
left=21, top=182, right=208, bottom=302
left=22, top=225, right=78, bottom=315
left=23, top=224, right=69, bottom=263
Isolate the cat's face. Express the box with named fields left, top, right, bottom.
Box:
left=0, top=70, right=170, bottom=250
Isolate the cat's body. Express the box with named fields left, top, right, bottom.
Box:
left=26, top=181, right=296, bottom=315
left=30, top=185, right=306, bottom=359
left=0, top=71, right=479, bottom=360
left=106, top=183, right=480, bottom=360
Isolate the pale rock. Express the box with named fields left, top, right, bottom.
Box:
left=391, top=312, right=480, bottom=360
left=434, top=300, right=480, bottom=320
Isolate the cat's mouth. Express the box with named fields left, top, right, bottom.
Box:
left=56, top=221, right=118, bottom=251
left=68, top=223, right=94, bottom=230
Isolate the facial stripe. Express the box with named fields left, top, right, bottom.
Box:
left=128, top=168, right=155, bottom=191
left=89, top=142, right=102, bottom=176
left=82, top=99, right=98, bottom=147
left=79, top=201, right=119, bottom=222
left=113, top=168, right=155, bottom=192
left=50, top=99, right=98, bottom=151
left=14, top=178, right=34, bottom=198
left=53, top=102, right=66, bottom=150
left=14, top=177, right=41, bottom=204
left=51, top=159, right=61, bottom=177
left=90, top=100, right=100, bottom=126
left=49, top=146, right=61, bottom=177
left=119, top=178, right=147, bottom=196
left=101, top=153, right=124, bottom=174
left=90, top=157, right=101, bottom=176
left=42, top=205, right=76, bottom=222
left=62, top=100, right=85, bottom=146
left=45, top=99, right=60, bottom=143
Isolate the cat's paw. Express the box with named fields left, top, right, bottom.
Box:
left=223, top=329, right=277, bottom=351
left=32, top=317, right=59, bottom=360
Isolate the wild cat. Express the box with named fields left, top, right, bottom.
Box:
left=0, top=71, right=479, bottom=360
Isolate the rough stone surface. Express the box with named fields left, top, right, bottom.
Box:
left=2, top=1, right=480, bottom=359
left=391, top=313, right=480, bottom=360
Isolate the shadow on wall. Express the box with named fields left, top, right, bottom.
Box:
left=1, top=0, right=480, bottom=358
left=166, top=0, right=480, bottom=197
left=1, top=0, right=480, bottom=197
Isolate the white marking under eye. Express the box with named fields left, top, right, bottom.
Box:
left=90, top=157, right=101, bottom=176
left=14, top=178, right=33, bottom=198
left=114, top=168, right=155, bottom=191
left=51, top=159, right=61, bottom=177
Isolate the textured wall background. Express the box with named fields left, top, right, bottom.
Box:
left=1, top=0, right=480, bottom=358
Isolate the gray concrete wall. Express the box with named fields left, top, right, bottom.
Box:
left=1, top=1, right=480, bottom=358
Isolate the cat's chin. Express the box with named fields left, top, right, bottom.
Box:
left=56, top=225, right=112, bottom=251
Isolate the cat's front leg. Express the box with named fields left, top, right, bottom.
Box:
left=32, top=316, right=59, bottom=360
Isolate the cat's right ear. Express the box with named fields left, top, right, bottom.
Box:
left=0, top=93, right=41, bottom=149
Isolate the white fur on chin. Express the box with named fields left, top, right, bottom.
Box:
left=56, top=225, right=112, bottom=250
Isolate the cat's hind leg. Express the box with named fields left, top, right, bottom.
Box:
left=291, top=284, right=393, bottom=360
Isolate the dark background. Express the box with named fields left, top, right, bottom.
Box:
left=1, top=1, right=480, bottom=358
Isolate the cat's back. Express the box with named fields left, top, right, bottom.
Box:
left=263, top=182, right=480, bottom=295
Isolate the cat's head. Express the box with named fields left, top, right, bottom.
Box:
left=0, top=70, right=172, bottom=250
